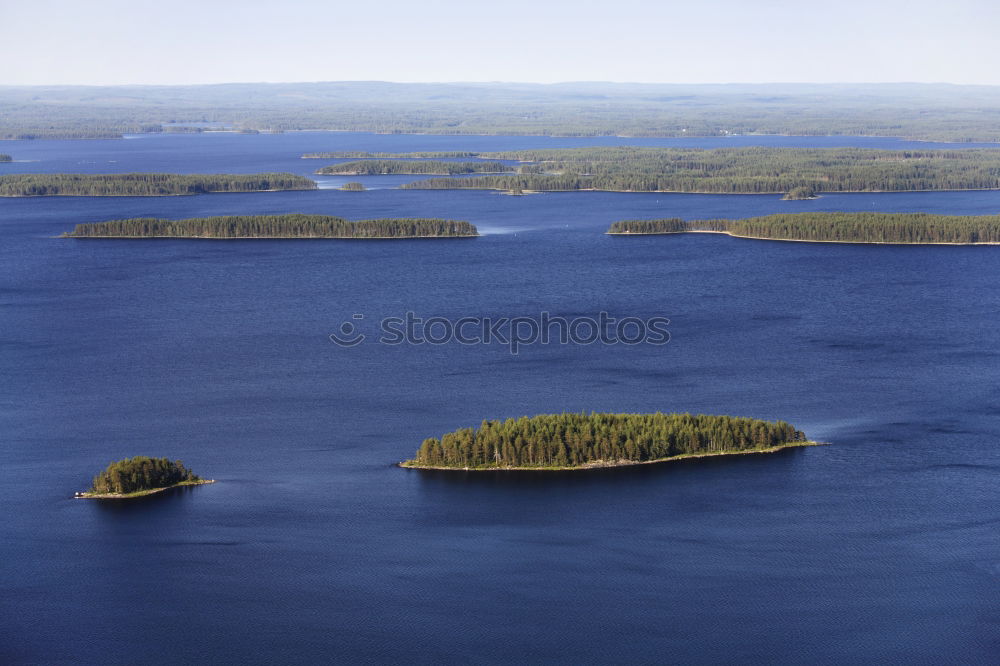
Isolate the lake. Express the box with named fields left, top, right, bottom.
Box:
left=1, top=132, right=997, bottom=664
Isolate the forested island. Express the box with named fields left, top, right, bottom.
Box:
left=317, top=160, right=510, bottom=175
left=400, top=147, right=1000, bottom=195
left=607, top=212, right=1000, bottom=244
left=401, top=412, right=812, bottom=470
left=0, top=173, right=316, bottom=197
left=782, top=185, right=818, bottom=200
left=0, top=154, right=11, bottom=162
left=76, top=456, right=212, bottom=499
left=62, top=214, right=479, bottom=239
left=303, top=151, right=479, bottom=159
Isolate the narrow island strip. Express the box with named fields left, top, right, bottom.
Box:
left=607, top=212, right=1000, bottom=245
left=303, top=151, right=481, bottom=159
left=0, top=172, right=317, bottom=197
left=75, top=456, right=214, bottom=499
left=316, top=160, right=511, bottom=176
left=61, top=214, right=479, bottom=239
left=400, top=412, right=818, bottom=471
left=0, top=154, right=12, bottom=163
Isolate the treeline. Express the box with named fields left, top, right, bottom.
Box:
left=0, top=173, right=317, bottom=197
left=0, top=154, right=11, bottom=162
left=90, top=456, right=200, bottom=495
left=610, top=218, right=691, bottom=234
left=0, top=121, right=163, bottom=140
left=63, top=214, right=479, bottom=238
left=317, top=160, right=510, bottom=175
left=407, top=412, right=807, bottom=469
left=401, top=147, right=1000, bottom=194
left=608, top=213, right=1000, bottom=244
left=303, top=151, right=479, bottom=159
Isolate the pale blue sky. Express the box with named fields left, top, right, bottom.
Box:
left=3, top=0, right=999, bottom=85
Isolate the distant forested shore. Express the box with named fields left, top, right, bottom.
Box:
left=400, top=147, right=1000, bottom=195
left=0, top=173, right=317, bottom=197
left=8, top=82, right=1000, bottom=141
left=402, top=412, right=811, bottom=470
left=62, top=214, right=479, bottom=239
left=0, top=154, right=11, bottom=162
left=608, top=213, right=1000, bottom=244
left=317, top=160, right=510, bottom=175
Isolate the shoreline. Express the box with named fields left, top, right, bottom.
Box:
left=605, top=229, right=1000, bottom=246
left=399, top=441, right=822, bottom=472
left=60, top=234, right=479, bottom=240
left=1, top=187, right=315, bottom=198
left=403, top=185, right=1000, bottom=195
left=318, top=170, right=512, bottom=176
left=75, top=479, right=215, bottom=499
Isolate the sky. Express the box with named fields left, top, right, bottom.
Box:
left=2, top=0, right=1000, bottom=86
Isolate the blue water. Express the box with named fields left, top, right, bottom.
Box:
left=1, top=134, right=999, bottom=664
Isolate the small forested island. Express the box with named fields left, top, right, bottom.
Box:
left=76, top=456, right=213, bottom=499
left=401, top=412, right=813, bottom=470
left=317, top=160, right=510, bottom=175
left=782, top=185, right=817, bottom=200
left=341, top=181, right=366, bottom=191
left=400, top=146, right=1000, bottom=195
left=0, top=173, right=317, bottom=197
left=0, top=154, right=11, bottom=162
left=62, top=214, right=479, bottom=239
left=303, top=151, right=480, bottom=159
left=607, top=212, right=1000, bottom=244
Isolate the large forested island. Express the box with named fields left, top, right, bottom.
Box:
left=0, top=173, right=316, bottom=197
left=401, top=412, right=812, bottom=471
left=62, top=214, right=479, bottom=239
left=316, top=160, right=510, bottom=175
left=608, top=212, right=1000, bottom=244
left=76, top=456, right=212, bottom=499
left=399, top=146, right=1000, bottom=195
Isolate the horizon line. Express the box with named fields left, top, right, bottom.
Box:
left=0, top=80, right=997, bottom=89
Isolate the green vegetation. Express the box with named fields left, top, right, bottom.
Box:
left=0, top=173, right=316, bottom=197
left=608, top=213, right=1000, bottom=244
left=62, top=214, right=478, bottom=239
left=0, top=154, right=11, bottom=162
left=341, top=182, right=366, bottom=191
left=783, top=185, right=817, bottom=200
left=317, top=160, right=509, bottom=175
left=403, top=412, right=809, bottom=470
left=82, top=456, right=208, bottom=497
left=303, top=151, right=479, bottom=159
left=401, top=147, right=1000, bottom=194
left=610, top=218, right=692, bottom=234
left=7, top=82, right=1000, bottom=141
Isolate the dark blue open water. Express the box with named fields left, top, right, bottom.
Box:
left=1, top=133, right=998, bottom=664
